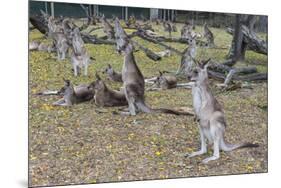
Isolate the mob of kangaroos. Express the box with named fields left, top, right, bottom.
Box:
left=185, top=59, right=258, bottom=163
left=31, top=14, right=260, bottom=164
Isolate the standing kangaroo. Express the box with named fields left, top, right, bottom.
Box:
left=71, top=27, right=85, bottom=55
left=114, top=18, right=193, bottom=116
left=185, top=59, right=258, bottom=163
left=102, top=64, right=123, bottom=82
left=176, top=36, right=197, bottom=76
left=52, top=32, right=69, bottom=60
left=101, top=14, right=115, bottom=40
left=203, top=23, right=215, bottom=47
left=88, top=73, right=127, bottom=107
left=53, top=79, right=94, bottom=106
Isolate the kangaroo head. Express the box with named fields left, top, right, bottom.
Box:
left=102, top=64, right=114, bottom=75
left=154, top=71, right=167, bottom=86
left=58, top=78, right=74, bottom=95
left=189, top=58, right=211, bottom=83
left=72, top=27, right=80, bottom=37
left=114, top=18, right=130, bottom=53
left=90, top=73, right=106, bottom=92
left=187, top=35, right=197, bottom=46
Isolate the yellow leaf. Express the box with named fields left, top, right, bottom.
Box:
left=155, top=151, right=161, bottom=156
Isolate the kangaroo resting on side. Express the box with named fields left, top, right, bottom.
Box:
left=114, top=18, right=193, bottom=116
left=185, top=59, right=258, bottom=163
left=53, top=79, right=94, bottom=106
left=154, top=71, right=177, bottom=89
left=88, top=73, right=127, bottom=107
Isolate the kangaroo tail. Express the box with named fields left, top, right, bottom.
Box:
left=153, top=108, right=194, bottom=116
left=35, top=90, right=59, bottom=96
left=220, top=138, right=259, bottom=152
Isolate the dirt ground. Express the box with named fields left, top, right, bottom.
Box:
left=28, top=21, right=268, bottom=187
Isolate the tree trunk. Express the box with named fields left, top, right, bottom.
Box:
left=228, top=14, right=244, bottom=62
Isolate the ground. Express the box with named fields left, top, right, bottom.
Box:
left=28, top=20, right=268, bottom=187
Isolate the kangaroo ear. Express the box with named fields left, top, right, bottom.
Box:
left=95, top=72, right=101, bottom=80
left=108, top=64, right=111, bottom=68
left=63, top=78, right=70, bottom=86
left=203, top=58, right=211, bottom=69
left=196, top=59, right=205, bottom=69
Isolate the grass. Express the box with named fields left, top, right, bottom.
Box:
left=29, top=20, right=267, bottom=187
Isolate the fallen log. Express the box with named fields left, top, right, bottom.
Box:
left=209, top=61, right=257, bottom=75
left=135, top=30, right=183, bottom=55
left=130, top=40, right=161, bottom=61
left=29, top=16, right=48, bottom=34
left=226, top=26, right=267, bottom=55
left=81, top=33, right=115, bottom=45
left=208, top=70, right=267, bottom=82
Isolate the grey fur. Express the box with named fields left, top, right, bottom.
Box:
left=53, top=79, right=94, bottom=106
left=186, top=59, right=258, bottom=163
left=88, top=74, right=127, bottom=107
left=154, top=71, right=177, bottom=89
left=176, top=36, right=197, bottom=76
left=203, top=23, right=215, bottom=47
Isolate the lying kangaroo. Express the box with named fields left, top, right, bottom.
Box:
left=53, top=79, right=94, bottom=106
left=155, top=50, right=171, bottom=57
left=88, top=74, right=127, bottom=107
left=115, top=18, right=193, bottom=116
left=102, top=64, right=123, bottom=82
left=154, top=71, right=177, bottom=89
left=29, top=41, right=56, bottom=53
left=185, top=59, right=258, bottom=163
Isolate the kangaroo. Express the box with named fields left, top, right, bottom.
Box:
left=52, top=31, right=69, bottom=60
left=29, top=41, right=40, bottom=51
left=71, top=27, right=85, bottom=55
left=101, top=14, right=115, bottom=40
left=172, top=23, right=178, bottom=32
left=29, top=41, right=56, bottom=53
left=154, top=71, right=177, bottom=89
left=185, top=59, right=258, bottom=163
left=47, top=16, right=63, bottom=38
left=163, top=21, right=172, bottom=37
left=176, top=36, right=197, bottom=76
left=88, top=74, right=127, bottom=107
left=70, top=49, right=91, bottom=76
left=203, top=23, right=215, bottom=47
left=53, top=79, right=94, bottom=106
left=102, top=64, right=123, bottom=82
left=126, top=15, right=136, bottom=28
left=155, top=50, right=171, bottom=57
left=114, top=18, right=193, bottom=116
